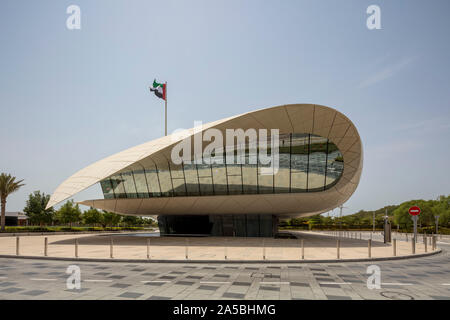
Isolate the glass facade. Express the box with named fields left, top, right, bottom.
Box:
left=100, top=133, right=344, bottom=199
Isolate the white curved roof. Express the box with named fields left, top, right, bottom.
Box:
left=47, top=103, right=363, bottom=216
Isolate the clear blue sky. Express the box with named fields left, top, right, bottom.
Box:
left=1, top=0, right=449, bottom=216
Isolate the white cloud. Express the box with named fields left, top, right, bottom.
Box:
left=358, top=56, right=416, bottom=89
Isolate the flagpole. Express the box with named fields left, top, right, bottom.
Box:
left=165, top=82, right=167, bottom=136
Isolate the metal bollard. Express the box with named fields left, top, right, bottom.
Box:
left=368, top=239, right=372, bottom=258
left=75, top=239, right=78, bottom=258
left=393, top=239, right=397, bottom=256
left=44, top=237, right=48, bottom=257
left=185, top=238, right=189, bottom=260
left=301, top=239, right=304, bottom=260
left=110, top=237, right=114, bottom=259
left=424, top=236, right=427, bottom=253
left=225, top=239, right=229, bottom=260
left=337, top=239, right=340, bottom=259
left=147, top=238, right=150, bottom=259
left=432, top=236, right=436, bottom=251
left=429, top=235, right=432, bottom=246
left=412, top=237, right=415, bottom=254
left=16, top=237, right=20, bottom=256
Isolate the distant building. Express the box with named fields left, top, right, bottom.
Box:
left=5, top=212, right=28, bottom=226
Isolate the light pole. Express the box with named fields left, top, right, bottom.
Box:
left=435, top=215, right=440, bottom=234
left=372, top=211, right=375, bottom=233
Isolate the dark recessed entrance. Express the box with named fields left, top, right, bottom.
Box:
left=157, top=214, right=278, bottom=237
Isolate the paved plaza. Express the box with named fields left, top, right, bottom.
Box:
left=0, top=231, right=434, bottom=261
left=0, top=240, right=449, bottom=300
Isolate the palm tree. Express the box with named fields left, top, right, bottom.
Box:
left=0, top=173, right=25, bottom=232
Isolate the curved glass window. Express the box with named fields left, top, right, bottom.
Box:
left=100, top=133, right=344, bottom=199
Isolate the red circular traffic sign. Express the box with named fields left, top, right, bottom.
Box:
left=409, top=206, right=421, bottom=216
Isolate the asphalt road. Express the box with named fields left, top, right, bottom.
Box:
left=0, top=240, right=449, bottom=300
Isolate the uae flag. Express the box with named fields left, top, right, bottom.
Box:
left=150, top=79, right=166, bottom=100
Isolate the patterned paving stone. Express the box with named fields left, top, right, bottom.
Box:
left=223, top=292, right=245, bottom=299
left=159, top=276, right=176, bottom=280
left=315, top=277, right=334, bottom=282
left=260, top=286, right=280, bottom=291
left=118, top=292, right=143, bottom=299
left=198, top=285, right=219, bottom=291
left=110, top=283, right=131, bottom=289
left=0, top=282, right=16, bottom=287
left=232, top=281, right=251, bottom=286
left=0, top=287, right=23, bottom=293
left=290, top=282, right=309, bottom=287
left=22, top=290, right=48, bottom=296
left=143, top=282, right=165, bottom=286
left=431, top=296, right=450, bottom=300
left=326, top=295, right=352, bottom=300
left=148, top=295, right=171, bottom=300
left=320, top=283, right=341, bottom=288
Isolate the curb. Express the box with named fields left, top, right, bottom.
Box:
left=0, top=230, right=156, bottom=237
left=0, top=249, right=441, bottom=264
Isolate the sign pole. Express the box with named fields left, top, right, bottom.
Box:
left=408, top=206, right=421, bottom=244
left=412, top=215, right=418, bottom=243
left=165, top=82, right=167, bottom=136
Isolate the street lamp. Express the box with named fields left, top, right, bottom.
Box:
left=435, top=215, right=440, bottom=234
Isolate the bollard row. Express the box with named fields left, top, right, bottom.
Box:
left=13, top=233, right=437, bottom=261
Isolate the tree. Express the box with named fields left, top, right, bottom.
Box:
left=122, top=215, right=140, bottom=227
left=308, top=215, right=322, bottom=230
left=102, top=211, right=122, bottom=227
left=23, top=191, right=54, bottom=226
left=57, top=200, right=82, bottom=227
left=0, top=173, right=25, bottom=231
left=83, top=208, right=103, bottom=226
